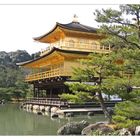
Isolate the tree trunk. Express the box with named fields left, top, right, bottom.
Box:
left=98, top=91, right=112, bottom=123
left=97, top=69, right=112, bottom=123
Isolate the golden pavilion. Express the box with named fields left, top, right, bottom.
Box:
left=19, top=15, right=111, bottom=98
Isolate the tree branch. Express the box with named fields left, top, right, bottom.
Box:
left=106, top=28, right=140, bottom=49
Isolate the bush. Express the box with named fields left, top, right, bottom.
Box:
left=114, top=101, right=140, bottom=119
left=113, top=100, right=140, bottom=129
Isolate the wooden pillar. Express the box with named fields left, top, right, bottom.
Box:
left=46, top=89, right=48, bottom=98
left=62, top=86, right=66, bottom=93
left=49, top=88, right=53, bottom=98
left=40, top=89, right=43, bottom=97
left=33, top=84, right=38, bottom=98
left=37, top=88, right=40, bottom=98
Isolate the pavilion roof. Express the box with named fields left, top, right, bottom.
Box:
left=34, top=21, right=98, bottom=42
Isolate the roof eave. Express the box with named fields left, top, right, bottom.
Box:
left=17, top=47, right=91, bottom=67
left=33, top=22, right=60, bottom=42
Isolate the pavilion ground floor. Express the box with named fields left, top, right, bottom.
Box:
left=22, top=76, right=120, bottom=117
left=31, top=76, right=70, bottom=98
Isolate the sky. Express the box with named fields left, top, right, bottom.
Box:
left=0, top=0, right=138, bottom=55
left=0, top=4, right=122, bottom=55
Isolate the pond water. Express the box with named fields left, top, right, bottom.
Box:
left=0, top=103, right=106, bottom=135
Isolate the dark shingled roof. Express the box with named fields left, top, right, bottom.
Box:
left=34, top=21, right=98, bottom=41
left=57, top=21, right=97, bottom=33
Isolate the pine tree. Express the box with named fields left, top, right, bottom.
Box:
left=94, top=4, right=140, bottom=49
left=60, top=48, right=140, bottom=123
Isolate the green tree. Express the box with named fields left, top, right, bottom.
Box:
left=92, top=5, right=140, bottom=125
left=113, top=99, right=140, bottom=129
left=94, top=4, right=140, bottom=49
left=60, top=48, right=140, bottom=123
left=0, top=67, right=29, bottom=101
left=0, top=50, right=32, bottom=101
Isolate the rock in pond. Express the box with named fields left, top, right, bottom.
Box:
left=51, top=107, right=59, bottom=113
left=39, top=106, right=45, bottom=112
left=33, top=105, right=39, bottom=110
left=57, top=120, right=89, bottom=135
left=45, top=106, right=51, bottom=112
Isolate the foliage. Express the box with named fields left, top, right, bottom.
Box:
left=61, top=48, right=140, bottom=101
left=92, top=4, right=140, bottom=126
left=114, top=101, right=140, bottom=118
left=113, top=100, right=140, bottom=129
left=94, top=4, right=140, bottom=49
left=0, top=69, right=30, bottom=101
left=0, top=50, right=32, bottom=101
left=60, top=48, right=140, bottom=123
left=66, top=82, right=98, bottom=93
left=113, top=116, right=140, bottom=129
left=59, top=91, right=93, bottom=104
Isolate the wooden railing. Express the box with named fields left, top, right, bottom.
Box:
left=24, top=97, right=68, bottom=106
left=40, top=42, right=111, bottom=56
left=61, top=42, right=111, bottom=53
left=23, top=97, right=120, bottom=108
left=25, top=68, right=71, bottom=82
